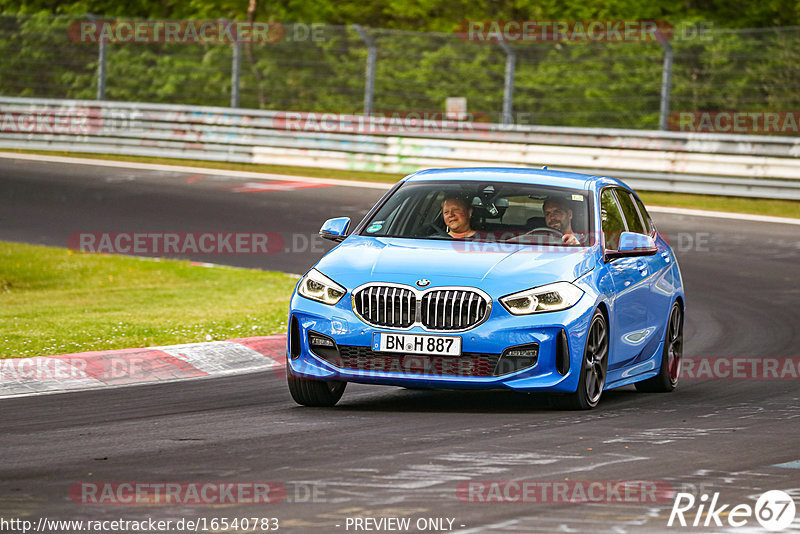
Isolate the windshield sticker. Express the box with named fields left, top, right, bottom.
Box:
left=367, top=222, right=383, bottom=233
left=572, top=194, right=585, bottom=202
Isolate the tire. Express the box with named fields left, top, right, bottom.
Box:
left=557, top=310, right=608, bottom=410
left=286, top=362, right=346, bottom=407
left=635, top=303, right=683, bottom=393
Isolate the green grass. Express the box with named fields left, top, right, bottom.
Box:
left=639, top=191, right=800, bottom=219
left=0, top=241, right=298, bottom=359
left=3, top=149, right=799, bottom=219
left=0, top=149, right=400, bottom=184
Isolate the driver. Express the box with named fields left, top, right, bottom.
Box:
left=442, top=195, right=477, bottom=239
left=542, top=196, right=581, bottom=245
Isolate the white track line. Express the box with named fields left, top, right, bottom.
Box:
left=0, top=152, right=392, bottom=190
left=2, top=152, right=798, bottom=225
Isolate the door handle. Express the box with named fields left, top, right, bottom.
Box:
left=636, top=260, right=648, bottom=276
left=661, top=251, right=670, bottom=263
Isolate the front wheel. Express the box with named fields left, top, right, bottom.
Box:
left=286, top=363, right=346, bottom=407
left=557, top=310, right=608, bottom=410
left=635, top=303, right=683, bottom=393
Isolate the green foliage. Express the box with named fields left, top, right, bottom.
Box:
left=0, top=15, right=95, bottom=98
left=0, top=5, right=798, bottom=129
left=2, top=0, right=799, bottom=29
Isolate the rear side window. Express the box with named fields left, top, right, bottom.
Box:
left=600, top=189, right=626, bottom=250
left=614, top=189, right=646, bottom=235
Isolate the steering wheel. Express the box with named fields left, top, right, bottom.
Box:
left=526, top=227, right=564, bottom=238
left=504, top=227, right=564, bottom=244
left=426, top=223, right=451, bottom=238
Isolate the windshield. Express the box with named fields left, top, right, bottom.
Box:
left=360, top=180, right=595, bottom=247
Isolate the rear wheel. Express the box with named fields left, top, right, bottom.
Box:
left=286, top=362, right=346, bottom=407
left=557, top=310, right=608, bottom=410
left=635, top=303, right=683, bottom=393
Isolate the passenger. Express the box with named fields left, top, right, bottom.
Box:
left=542, top=196, right=581, bottom=245
left=442, top=195, right=477, bottom=239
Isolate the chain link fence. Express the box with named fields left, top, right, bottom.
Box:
left=1, top=15, right=799, bottom=131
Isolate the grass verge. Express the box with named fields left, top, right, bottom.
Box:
left=639, top=192, right=800, bottom=219
left=0, top=149, right=400, bottom=184
left=2, top=149, right=799, bottom=218
left=0, top=241, right=297, bottom=359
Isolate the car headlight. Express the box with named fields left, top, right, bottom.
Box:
left=297, top=269, right=347, bottom=305
left=500, top=282, right=584, bottom=315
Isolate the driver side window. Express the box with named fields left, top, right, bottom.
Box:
left=600, top=189, right=627, bottom=250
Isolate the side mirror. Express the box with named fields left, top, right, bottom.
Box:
left=319, top=217, right=351, bottom=242
left=605, top=232, right=657, bottom=261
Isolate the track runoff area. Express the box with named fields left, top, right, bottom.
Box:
left=0, top=153, right=798, bottom=534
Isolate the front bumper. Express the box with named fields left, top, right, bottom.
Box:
left=287, top=291, right=596, bottom=393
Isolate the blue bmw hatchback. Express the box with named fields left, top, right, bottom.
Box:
left=287, top=168, right=685, bottom=409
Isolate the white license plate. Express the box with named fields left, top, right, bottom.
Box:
left=373, top=332, right=462, bottom=356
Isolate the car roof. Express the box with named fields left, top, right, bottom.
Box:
left=402, top=167, right=624, bottom=191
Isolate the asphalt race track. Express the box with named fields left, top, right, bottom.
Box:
left=1, top=157, right=799, bottom=533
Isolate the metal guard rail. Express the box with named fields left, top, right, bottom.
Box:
left=1, top=96, right=799, bottom=200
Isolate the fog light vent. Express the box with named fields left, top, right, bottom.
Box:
left=307, top=331, right=339, bottom=361
left=310, top=334, right=335, bottom=347
left=494, top=343, right=538, bottom=376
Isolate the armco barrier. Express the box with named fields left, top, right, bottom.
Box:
left=1, top=96, right=800, bottom=199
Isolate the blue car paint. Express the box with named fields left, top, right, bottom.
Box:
left=287, top=168, right=684, bottom=395
left=315, top=236, right=596, bottom=290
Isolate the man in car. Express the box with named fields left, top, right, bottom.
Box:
left=543, top=196, right=581, bottom=245
left=442, top=195, right=477, bottom=239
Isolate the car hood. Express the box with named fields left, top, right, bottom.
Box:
left=314, top=236, right=596, bottom=293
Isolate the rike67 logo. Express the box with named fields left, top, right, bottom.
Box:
left=668, top=490, right=796, bottom=531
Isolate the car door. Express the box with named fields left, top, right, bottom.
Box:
left=627, top=190, right=675, bottom=341
left=601, top=187, right=654, bottom=367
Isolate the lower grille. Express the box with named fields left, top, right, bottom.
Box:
left=321, top=345, right=500, bottom=377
